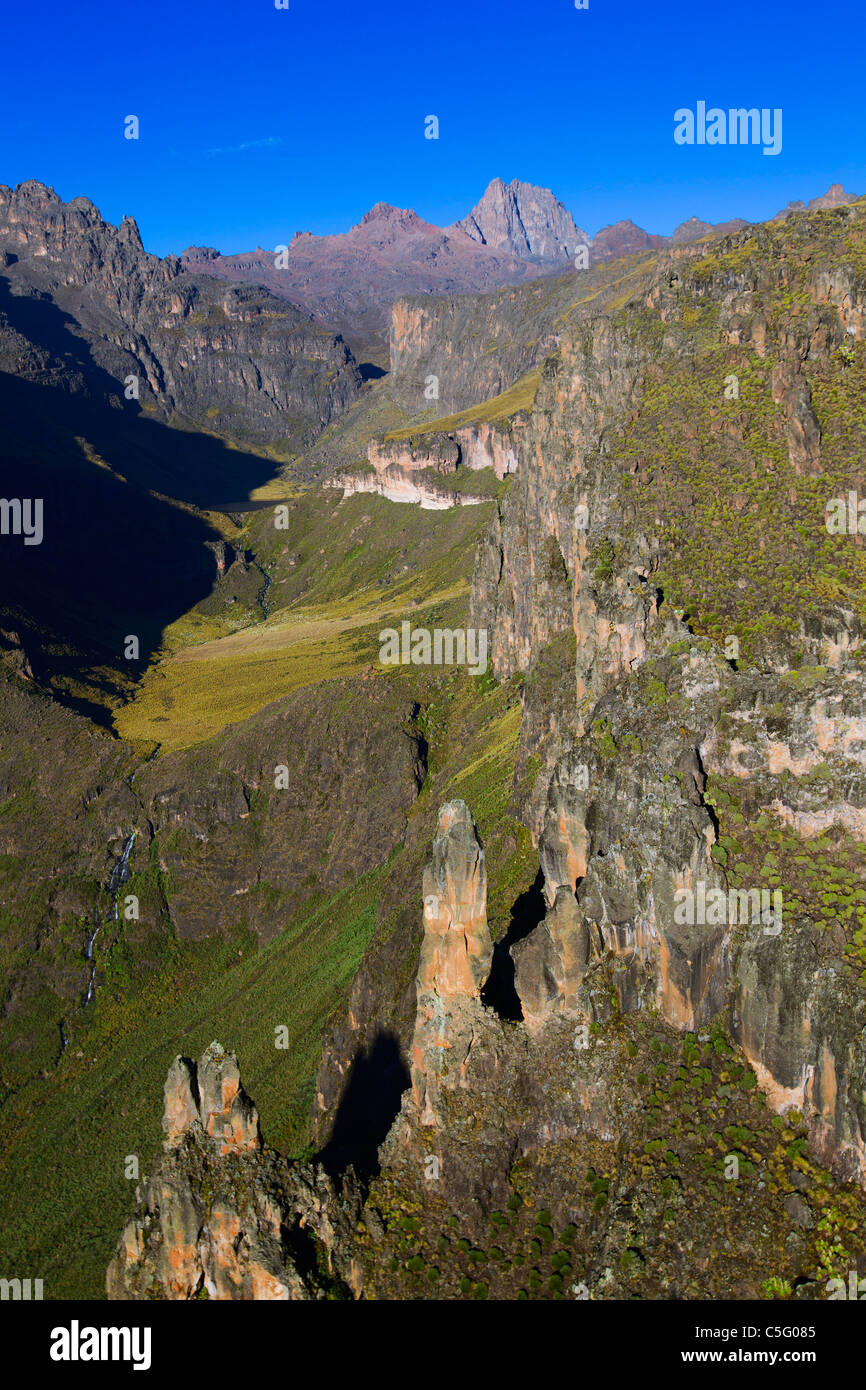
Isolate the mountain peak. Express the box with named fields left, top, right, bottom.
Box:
left=359, top=202, right=425, bottom=230
left=774, top=184, right=859, bottom=222
left=456, top=178, right=588, bottom=266
left=181, top=245, right=222, bottom=265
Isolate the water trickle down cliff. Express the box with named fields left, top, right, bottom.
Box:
left=82, top=832, right=136, bottom=1008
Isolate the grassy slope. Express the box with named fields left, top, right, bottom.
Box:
left=0, top=855, right=391, bottom=1297
left=0, top=658, right=534, bottom=1299
left=113, top=487, right=501, bottom=750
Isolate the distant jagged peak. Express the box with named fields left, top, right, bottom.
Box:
left=354, top=202, right=438, bottom=238
left=773, top=183, right=859, bottom=222
left=672, top=213, right=749, bottom=244
left=8, top=178, right=63, bottom=205
left=456, top=176, right=589, bottom=266
left=1, top=179, right=144, bottom=249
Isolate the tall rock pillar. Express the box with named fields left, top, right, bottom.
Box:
left=410, top=800, right=493, bottom=1125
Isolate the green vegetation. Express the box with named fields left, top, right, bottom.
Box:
left=0, top=853, right=394, bottom=1298
left=612, top=211, right=866, bottom=666
left=385, top=368, right=542, bottom=440
left=115, top=488, right=494, bottom=749
left=704, top=774, right=866, bottom=977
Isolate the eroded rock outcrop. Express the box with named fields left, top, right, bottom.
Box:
left=108, top=1044, right=360, bottom=1300
left=163, top=1043, right=261, bottom=1153
left=327, top=432, right=485, bottom=508
left=326, top=424, right=520, bottom=508
left=409, top=801, right=493, bottom=1125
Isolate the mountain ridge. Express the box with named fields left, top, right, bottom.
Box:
left=178, top=177, right=860, bottom=354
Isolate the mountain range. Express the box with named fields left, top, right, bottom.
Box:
left=180, top=177, right=859, bottom=354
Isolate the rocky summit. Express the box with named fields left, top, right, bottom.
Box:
left=456, top=177, right=589, bottom=265
left=2, top=140, right=866, bottom=1318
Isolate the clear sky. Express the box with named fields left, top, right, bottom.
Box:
left=2, top=0, right=864, bottom=257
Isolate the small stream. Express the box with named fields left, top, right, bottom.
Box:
left=83, top=909, right=100, bottom=1005
left=82, top=831, right=137, bottom=1007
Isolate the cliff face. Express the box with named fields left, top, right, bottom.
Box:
left=0, top=181, right=361, bottom=451
left=325, top=421, right=520, bottom=508
left=307, top=203, right=866, bottom=1298
left=465, top=203, right=866, bottom=1182
left=388, top=253, right=657, bottom=414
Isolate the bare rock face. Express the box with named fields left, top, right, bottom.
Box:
left=367, top=435, right=460, bottom=477
left=163, top=1057, right=201, bottom=1146
left=408, top=801, right=493, bottom=1125
left=108, top=1046, right=360, bottom=1300
left=455, top=419, right=522, bottom=479
left=163, top=1043, right=261, bottom=1153
left=513, top=715, right=731, bottom=1035
left=418, top=801, right=492, bottom=999
left=770, top=358, right=822, bottom=472
left=325, top=424, right=520, bottom=508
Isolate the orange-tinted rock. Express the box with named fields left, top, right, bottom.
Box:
left=108, top=1048, right=363, bottom=1300
left=162, top=1057, right=199, bottom=1147
left=410, top=801, right=493, bottom=1124
left=161, top=1042, right=260, bottom=1153
left=197, top=1041, right=260, bottom=1153
left=417, top=801, right=491, bottom=1001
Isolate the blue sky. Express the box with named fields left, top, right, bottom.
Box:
left=2, top=0, right=864, bottom=257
